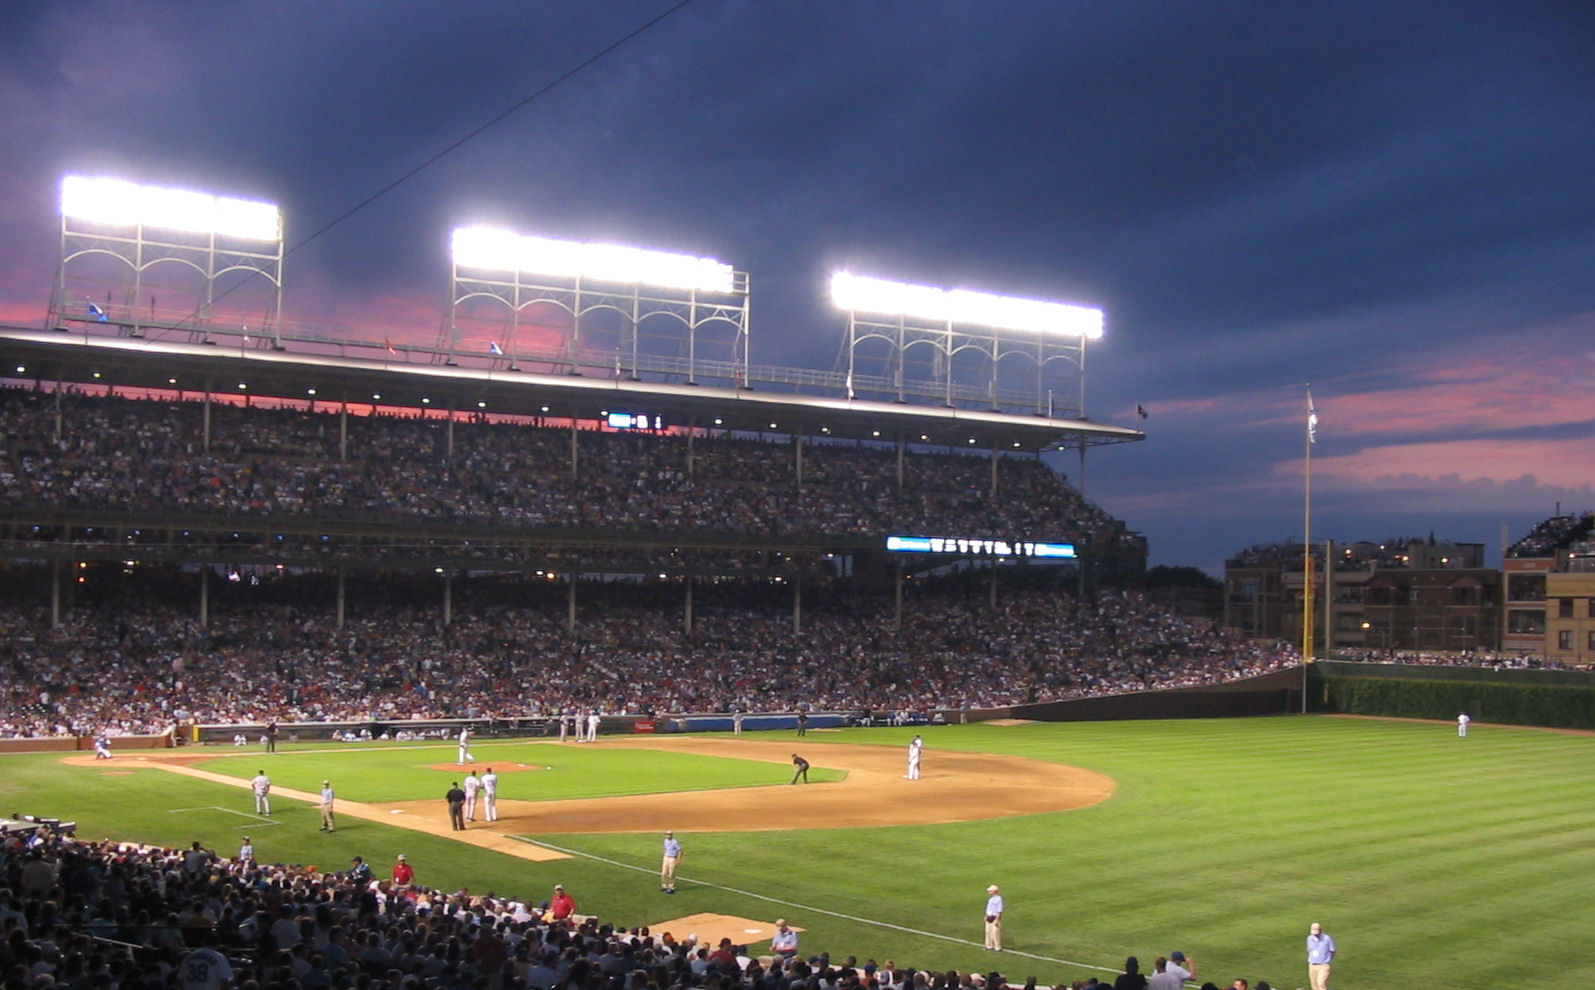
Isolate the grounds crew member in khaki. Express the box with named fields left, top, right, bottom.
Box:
left=984, top=884, right=1004, bottom=950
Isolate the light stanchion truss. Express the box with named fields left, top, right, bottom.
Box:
left=442, top=226, right=749, bottom=383
left=48, top=175, right=285, bottom=346
left=831, top=272, right=1103, bottom=417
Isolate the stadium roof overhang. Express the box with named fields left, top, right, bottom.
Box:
left=0, top=324, right=1143, bottom=454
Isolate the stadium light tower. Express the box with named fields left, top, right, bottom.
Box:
left=446, top=225, right=749, bottom=383
left=830, top=271, right=1102, bottom=416
left=51, top=175, right=284, bottom=342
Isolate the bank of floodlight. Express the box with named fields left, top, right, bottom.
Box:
left=60, top=175, right=282, bottom=242
left=830, top=272, right=1102, bottom=339
left=452, top=226, right=734, bottom=294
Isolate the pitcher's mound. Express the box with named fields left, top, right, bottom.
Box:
left=427, top=762, right=539, bottom=773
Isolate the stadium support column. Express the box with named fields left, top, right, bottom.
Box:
left=570, top=420, right=579, bottom=476
left=442, top=570, right=452, bottom=628
left=894, top=561, right=904, bottom=633
left=793, top=579, right=803, bottom=635
left=336, top=567, right=346, bottom=629
left=794, top=431, right=804, bottom=489
left=202, top=383, right=213, bottom=454
left=567, top=573, right=577, bottom=633
left=199, top=564, right=208, bottom=628
left=684, top=576, right=694, bottom=635
left=990, top=446, right=999, bottom=500
left=896, top=437, right=906, bottom=495
left=339, top=402, right=348, bottom=462
left=1076, top=439, right=1088, bottom=597
left=51, top=558, right=61, bottom=629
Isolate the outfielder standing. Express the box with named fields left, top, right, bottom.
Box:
left=251, top=769, right=272, bottom=814
left=463, top=770, right=482, bottom=822
left=907, top=735, right=923, bottom=780
left=481, top=766, right=500, bottom=821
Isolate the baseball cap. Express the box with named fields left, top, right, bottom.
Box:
left=397, top=854, right=406, bottom=860
left=322, top=779, right=330, bottom=785
left=987, top=884, right=999, bottom=893
left=1171, top=952, right=1185, bottom=962
left=554, top=883, right=564, bottom=890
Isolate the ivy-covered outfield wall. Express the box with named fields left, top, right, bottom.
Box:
left=1312, top=661, right=1595, bottom=730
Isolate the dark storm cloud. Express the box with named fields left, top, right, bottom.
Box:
left=3, top=0, right=1594, bottom=572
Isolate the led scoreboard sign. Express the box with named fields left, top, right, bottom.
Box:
left=885, top=535, right=1076, bottom=558
left=603, top=411, right=667, bottom=431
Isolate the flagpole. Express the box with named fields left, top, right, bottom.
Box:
left=1302, top=386, right=1315, bottom=714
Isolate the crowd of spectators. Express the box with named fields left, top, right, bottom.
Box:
left=1505, top=511, right=1595, bottom=559
left=1, top=826, right=1260, bottom=990
left=0, top=569, right=1297, bottom=739
left=0, top=389, right=1137, bottom=550
left=1331, top=648, right=1562, bottom=669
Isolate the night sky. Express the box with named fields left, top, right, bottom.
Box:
left=3, top=1, right=1593, bottom=574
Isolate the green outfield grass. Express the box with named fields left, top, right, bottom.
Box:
left=4, top=716, right=1586, bottom=989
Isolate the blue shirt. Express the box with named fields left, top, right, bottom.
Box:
left=664, top=837, right=682, bottom=858
left=1306, top=932, right=1336, bottom=964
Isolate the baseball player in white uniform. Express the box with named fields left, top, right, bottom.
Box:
left=251, top=770, right=272, bottom=814
left=586, top=710, right=600, bottom=743
left=481, top=767, right=500, bottom=821
left=457, top=726, right=474, bottom=765
left=907, top=735, right=923, bottom=780
left=463, top=770, right=482, bottom=821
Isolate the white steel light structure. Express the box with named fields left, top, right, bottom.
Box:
left=50, top=175, right=284, bottom=342
left=445, top=225, right=748, bottom=382
left=831, top=271, right=1103, bottom=415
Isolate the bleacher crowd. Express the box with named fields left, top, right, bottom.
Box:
left=0, top=389, right=1135, bottom=548
left=0, top=574, right=1296, bottom=739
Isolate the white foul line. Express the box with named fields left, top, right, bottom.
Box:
left=168, top=806, right=279, bottom=827
left=514, top=837, right=1119, bottom=978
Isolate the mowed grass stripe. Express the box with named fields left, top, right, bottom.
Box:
left=13, top=715, right=1595, bottom=989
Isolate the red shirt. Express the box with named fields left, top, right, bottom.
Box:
left=551, top=891, right=575, bottom=920
left=393, top=862, right=414, bottom=885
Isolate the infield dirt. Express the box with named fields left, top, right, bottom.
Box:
left=66, top=736, right=1114, bottom=862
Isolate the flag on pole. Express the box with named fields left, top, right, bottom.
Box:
left=489, top=341, right=504, bottom=356
left=87, top=302, right=109, bottom=323
left=846, top=368, right=855, bottom=399
left=384, top=337, right=397, bottom=356
left=614, top=349, right=622, bottom=377
left=1136, top=403, right=1148, bottom=419
left=1307, top=391, right=1318, bottom=444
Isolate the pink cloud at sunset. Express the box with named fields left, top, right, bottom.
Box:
left=1309, top=437, right=1595, bottom=492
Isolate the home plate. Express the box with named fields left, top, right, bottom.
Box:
left=391, top=809, right=405, bottom=814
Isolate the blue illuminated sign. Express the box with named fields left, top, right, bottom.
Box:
left=885, top=535, right=1076, bottom=558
